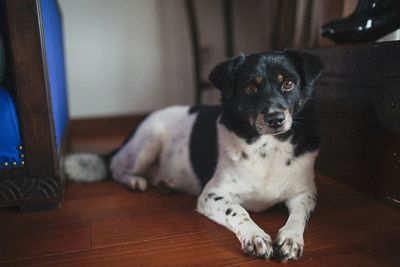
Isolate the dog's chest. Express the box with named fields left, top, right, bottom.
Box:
left=221, top=134, right=302, bottom=211
left=240, top=138, right=294, bottom=186
left=223, top=132, right=293, bottom=178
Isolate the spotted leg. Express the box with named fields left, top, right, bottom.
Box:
left=197, top=191, right=274, bottom=259
left=274, top=190, right=317, bottom=261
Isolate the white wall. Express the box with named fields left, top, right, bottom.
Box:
left=58, top=0, right=194, bottom=118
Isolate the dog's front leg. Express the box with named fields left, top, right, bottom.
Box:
left=197, top=191, right=274, bottom=259
left=274, top=191, right=317, bottom=261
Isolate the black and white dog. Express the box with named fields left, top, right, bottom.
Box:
left=65, top=50, right=322, bottom=261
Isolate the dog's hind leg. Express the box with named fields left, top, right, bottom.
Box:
left=110, top=120, right=163, bottom=191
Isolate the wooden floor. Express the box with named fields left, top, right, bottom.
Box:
left=1, top=126, right=400, bottom=266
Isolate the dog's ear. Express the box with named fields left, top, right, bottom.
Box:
left=284, top=50, right=323, bottom=86
left=209, top=54, right=246, bottom=97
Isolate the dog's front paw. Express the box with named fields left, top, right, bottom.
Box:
left=239, top=230, right=273, bottom=259
left=273, top=231, right=304, bottom=261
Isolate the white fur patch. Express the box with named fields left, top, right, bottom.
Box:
left=64, top=153, right=107, bottom=182
left=110, top=106, right=202, bottom=195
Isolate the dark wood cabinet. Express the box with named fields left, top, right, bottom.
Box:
left=310, top=41, right=400, bottom=207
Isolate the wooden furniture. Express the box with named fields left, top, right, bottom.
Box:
left=185, top=0, right=234, bottom=104
left=0, top=0, right=68, bottom=210
left=311, top=41, right=400, bottom=207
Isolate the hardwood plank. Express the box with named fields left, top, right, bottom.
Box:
left=307, top=203, right=400, bottom=250
left=2, top=232, right=255, bottom=267
left=0, top=181, right=195, bottom=230
left=1, top=174, right=399, bottom=265
left=0, top=221, right=90, bottom=263
left=4, top=203, right=400, bottom=267
left=90, top=204, right=290, bottom=250
left=234, top=237, right=400, bottom=267
left=91, top=209, right=206, bottom=248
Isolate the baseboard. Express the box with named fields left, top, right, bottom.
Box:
left=68, top=113, right=149, bottom=138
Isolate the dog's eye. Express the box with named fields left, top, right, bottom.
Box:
left=245, top=86, right=258, bottom=95
left=282, top=79, right=295, bottom=92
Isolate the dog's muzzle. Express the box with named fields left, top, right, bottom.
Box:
left=254, top=110, right=292, bottom=135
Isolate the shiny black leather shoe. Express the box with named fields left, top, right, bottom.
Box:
left=321, top=0, right=400, bottom=43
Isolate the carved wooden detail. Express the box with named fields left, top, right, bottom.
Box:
left=0, top=177, right=61, bottom=206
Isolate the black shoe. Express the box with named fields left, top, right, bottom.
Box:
left=321, top=0, right=400, bottom=43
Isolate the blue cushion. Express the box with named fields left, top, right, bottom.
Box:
left=40, top=0, right=69, bottom=150
left=0, top=87, right=23, bottom=168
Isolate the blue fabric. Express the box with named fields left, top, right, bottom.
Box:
left=40, top=0, right=69, bottom=150
left=0, top=87, right=23, bottom=167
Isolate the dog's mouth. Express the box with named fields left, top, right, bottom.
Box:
left=252, top=110, right=293, bottom=135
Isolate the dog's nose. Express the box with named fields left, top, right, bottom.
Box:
left=265, top=111, right=285, bottom=128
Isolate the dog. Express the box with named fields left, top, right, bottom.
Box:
left=64, top=50, right=322, bottom=261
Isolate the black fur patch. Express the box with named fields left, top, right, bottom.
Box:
left=220, top=112, right=260, bottom=144
left=189, top=106, right=222, bottom=187
left=225, top=208, right=232, bottom=215
left=214, top=196, right=223, bottom=201
left=207, top=193, right=216, bottom=198
left=188, top=106, right=200, bottom=114
left=276, top=97, right=320, bottom=157
left=291, top=100, right=320, bottom=157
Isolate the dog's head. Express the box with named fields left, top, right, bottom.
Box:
left=209, top=50, right=322, bottom=136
